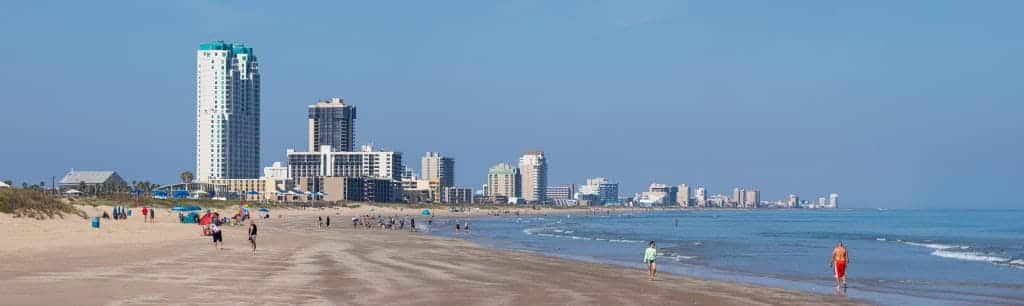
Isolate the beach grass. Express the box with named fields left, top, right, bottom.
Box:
left=0, top=189, right=86, bottom=220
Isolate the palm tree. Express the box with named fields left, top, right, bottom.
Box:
left=180, top=171, right=194, bottom=184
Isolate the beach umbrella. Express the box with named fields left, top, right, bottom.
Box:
left=258, top=208, right=270, bottom=212
left=130, top=189, right=144, bottom=196
left=421, top=209, right=430, bottom=216
left=247, top=190, right=260, bottom=195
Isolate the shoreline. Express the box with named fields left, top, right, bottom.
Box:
left=0, top=207, right=866, bottom=305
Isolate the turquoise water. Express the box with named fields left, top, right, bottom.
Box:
left=431, top=210, right=1024, bottom=305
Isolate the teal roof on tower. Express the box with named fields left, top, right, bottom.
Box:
left=199, top=41, right=252, bottom=54
left=199, top=41, right=231, bottom=51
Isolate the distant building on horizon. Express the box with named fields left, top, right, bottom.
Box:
left=677, top=184, right=691, bottom=207
left=649, top=183, right=678, bottom=206
left=818, top=196, right=827, bottom=207
left=547, top=184, right=574, bottom=204
left=421, top=152, right=455, bottom=188
left=829, top=193, right=840, bottom=208
left=788, top=194, right=799, bottom=208
left=308, top=97, right=356, bottom=152
left=486, top=162, right=520, bottom=198
left=196, top=41, right=260, bottom=181
left=743, top=189, right=760, bottom=208
left=518, top=151, right=548, bottom=204
left=695, top=186, right=707, bottom=207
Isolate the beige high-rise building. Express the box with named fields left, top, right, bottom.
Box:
left=743, top=189, right=760, bottom=208
left=486, top=163, right=520, bottom=198
left=677, top=184, right=691, bottom=207
left=518, top=151, right=547, bottom=203
left=421, top=152, right=455, bottom=188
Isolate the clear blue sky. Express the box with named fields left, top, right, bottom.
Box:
left=1, top=1, right=1021, bottom=208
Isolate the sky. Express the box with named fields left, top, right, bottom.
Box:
left=0, top=0, right=1021, bottom=208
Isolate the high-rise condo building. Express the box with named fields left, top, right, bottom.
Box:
left=695, top=187, right=708, bottom=207
left=743, top=189, right=760, bottom=208
left=649, top=183, right=678, bottom=205
left=307, top=97, right=356, bottom=152
left=196, top=41, right=260, bottom=181
left=518, top=151, right=548, bottom=203
left=421, top=152, right=455, bottom=188
left=677, top=184, right=691, bottom=207
left=486, top=163, right=520, bottom=198
left=732, top=188, right=744, bottom=208
left=829, top=193, right=840, bottom=208
left=788, top=194, right=799, bottom=208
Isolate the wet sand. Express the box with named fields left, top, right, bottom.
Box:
left=0, top=210, right=866, bottom=305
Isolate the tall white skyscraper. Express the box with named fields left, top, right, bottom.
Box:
left=518, top=151, right=548, bottom=203
left=196, top=41, right=260, bottom=181
left=829, top=193, right=840, bottom=208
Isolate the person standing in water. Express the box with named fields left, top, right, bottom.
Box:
left=830, top=241, right=849, bottom=288
left=248, top=220, right=258, bottom=254
left=644, top=241, right=658, bottom=281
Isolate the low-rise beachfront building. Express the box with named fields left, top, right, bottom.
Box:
left=0, top=180, right=10, bottom=188
left=58, top=170, right=128, bottom=194
left=442, top=187, right=473, bottom=204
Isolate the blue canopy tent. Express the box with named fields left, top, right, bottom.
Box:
left=247, top=190, right=261, bottom=195
left=130, top=189, right=144, bottom=196
left=172, top=190, right=190, bottom=199
left=152, top=190, right=169, bottom=199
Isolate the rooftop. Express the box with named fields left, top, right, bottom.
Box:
left=59, top=170, right=120, bottom=185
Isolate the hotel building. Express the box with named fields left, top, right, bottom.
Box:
left=196, top=41, right=260, bottom=181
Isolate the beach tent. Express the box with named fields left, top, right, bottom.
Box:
left=130, top=189, right=144, bottom=196
left=64, top=189, right=83, bottom=195
left=172, top=190, right=190, bottom=199
left=258, top=207, right=270, bottom=212
left=421, top=209, right=430, bottom=216
left=171, top=205, right=202, bottom=212
left=153, top=190, right=169, bottom=199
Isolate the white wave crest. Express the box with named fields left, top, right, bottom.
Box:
left=931, top=250, right=1008, bottom=263
left=904, top=242, right=968, bottom=250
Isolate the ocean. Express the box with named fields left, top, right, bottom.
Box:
left=428, top=209, right=1024, bottom=305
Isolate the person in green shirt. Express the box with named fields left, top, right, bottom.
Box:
left=644, top=241, right=658, bottom=281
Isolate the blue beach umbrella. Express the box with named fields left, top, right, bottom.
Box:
left=421, top=209, right=430, bottom=216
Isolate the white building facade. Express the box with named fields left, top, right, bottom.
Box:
left=196, top=41, right=261, bottom=181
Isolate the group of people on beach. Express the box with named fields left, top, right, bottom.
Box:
left=641, top=239, right=850, bottom=289
left=207, top=215, right=258, bottom=255
left=349, top=214, right=421, bottom=232
left=139, top=207, right=156, bottom=223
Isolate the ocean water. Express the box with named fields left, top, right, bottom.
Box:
left=429, top=210, right=1024, bottom=305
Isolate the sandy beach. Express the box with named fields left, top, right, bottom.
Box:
left=0, top=206, right=865, bottom=305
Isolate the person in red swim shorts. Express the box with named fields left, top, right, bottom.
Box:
left=829, top=240, right=849, bottom=288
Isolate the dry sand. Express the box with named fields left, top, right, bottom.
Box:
left=0, top=206, right=866, bottom=305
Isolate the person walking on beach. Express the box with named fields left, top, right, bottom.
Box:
left=149, top=207, right=155, bottom=222
left=326, top=216, right=331, bottom=228
left=829, top=241, right=849, bottom=288
left=248, top=220, right=258, bottom=254
left=318, top=216, right=323, bottom=228
left=141, top=207, right=148, bottom=223
left=644, top=241, right=658, bottom=281
left=211, top=222, right=223, bottom=251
